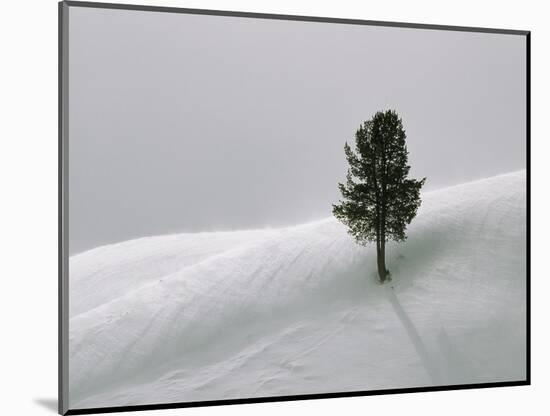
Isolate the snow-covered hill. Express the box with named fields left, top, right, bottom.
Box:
left=69, top=170, right=527, bottom=409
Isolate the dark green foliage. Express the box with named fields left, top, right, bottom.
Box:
left=332, top=110, right=425, bottom=282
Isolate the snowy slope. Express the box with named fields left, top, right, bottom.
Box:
left=68, top=170, right=527, bottom=409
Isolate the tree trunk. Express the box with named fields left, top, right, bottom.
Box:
left=376, top=237, right=387, bottom=283
left=381, top=238, right=388, bottom=280
left=377, top=182, right=388, bottom=282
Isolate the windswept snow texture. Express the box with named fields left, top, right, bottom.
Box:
left=69, top=171, right=527, bottom=408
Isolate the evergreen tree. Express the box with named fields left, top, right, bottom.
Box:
left=333, top=110, right=426, bottom=283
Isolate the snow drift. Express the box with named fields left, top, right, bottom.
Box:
left=69, top=170, right=527, bottom=408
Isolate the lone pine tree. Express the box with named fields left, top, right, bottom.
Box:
left=333, top=110, right=426, bottom=283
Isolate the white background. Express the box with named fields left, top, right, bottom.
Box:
left=0, top=0, right=546, bottom=415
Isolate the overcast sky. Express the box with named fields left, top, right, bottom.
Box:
left=68, top=6, right=526, bottom=254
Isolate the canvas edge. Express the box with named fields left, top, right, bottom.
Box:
left=62, top=0, right=530, bottom=35
left=59, top=1, right=70, bottom=414
left=65, top=381, right=530, bottom=415
left=525, top=31, right=531, bottom=386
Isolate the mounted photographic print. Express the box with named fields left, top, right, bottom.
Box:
left=59, top=1, right=530, bottom=414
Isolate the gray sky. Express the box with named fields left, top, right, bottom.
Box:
left=68, top=6, right=526, bottom=255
